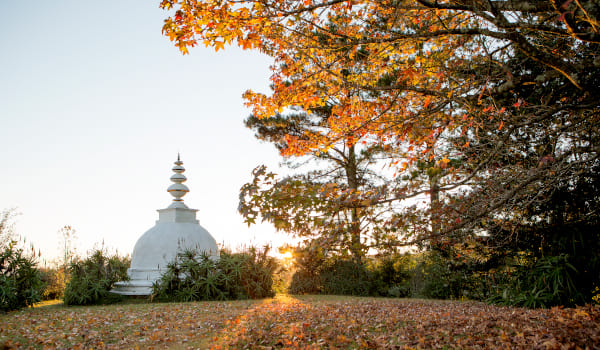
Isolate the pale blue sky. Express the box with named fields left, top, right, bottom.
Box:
left=0, top=1, right=287, bottom=262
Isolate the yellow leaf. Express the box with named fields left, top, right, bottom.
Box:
left=214, top=41, right=225, bottom=52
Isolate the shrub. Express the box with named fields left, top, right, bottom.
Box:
left=0, top=243, right=45, bottom=312
left=289, top=270, right=321, bottom=294
left=407, top=245, right=497, bottom=301
left=369, top=254, right=414, bottom=298
left=40, top=267, right=66, bottom=300
left=488, top=254, right=582, bottom=308
left=320, top=259, right=372, bottom=296
left=289, top=247, right=417, bottom=297
left=152, top=245, right=279, bottom=302
left=288, top=244, right=326, bottom=294
left=153, top=250, right=224, bottom=302
left=412, top=251, right=456, bottom=299
left=236, top=246, right=279, bottom=299
left=63, top=249, right=129, bottom=306
left=288, top=243, right=491, bottom=300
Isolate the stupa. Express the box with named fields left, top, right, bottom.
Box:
left=112, top=155, right=219, bottom=295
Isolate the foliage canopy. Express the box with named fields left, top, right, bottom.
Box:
left=162, top=0, right=599, bottom=246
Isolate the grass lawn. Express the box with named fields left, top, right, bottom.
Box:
left=1, top=294, right=598, bottom=349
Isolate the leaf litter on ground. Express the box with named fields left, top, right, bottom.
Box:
left=1, top=295, right=598, bottom=349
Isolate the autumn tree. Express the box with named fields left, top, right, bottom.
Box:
left=239, top=108, right=400, bottom=264
left=161, top=0, right=600, bottom=246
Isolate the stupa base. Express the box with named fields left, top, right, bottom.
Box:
left=110, top=280, right=154, bottom=296
left=111, top=268, right=166, bottom=296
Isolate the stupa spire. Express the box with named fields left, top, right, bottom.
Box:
left=167, top=154, right=190, bottom=208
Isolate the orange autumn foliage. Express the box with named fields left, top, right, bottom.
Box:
left=159, top=0, right=476, bottom=162
left=159, top=0, right=600, bottom=243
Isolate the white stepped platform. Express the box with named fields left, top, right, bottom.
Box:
left=111, top=268, right=164, bottom=296
left=111, top=280, right=153, bottom=296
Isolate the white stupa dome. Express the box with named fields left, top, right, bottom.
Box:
left=112, top=155, right=219, bottom=295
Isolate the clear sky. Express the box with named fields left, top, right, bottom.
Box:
left=0, top=1, right=288, bottom=264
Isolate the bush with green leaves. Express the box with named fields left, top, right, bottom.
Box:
left=320, top=259, right=373, bottom=296
left=236, top=246, right=279, bottom=299
left=403, top=241, right=499, bottom=301
left=411, top=251, right=461, bottom=299
left=488, top=254, right=582, bottom=308
left=40, top=267, right=66, bottom=300
left=289, top=269, right=321, bottom=294
left=63, top=249, right=129, bottom=306
left=289, top=245, right=417, bottom=297
left=369, top=254, right=414, bottom=298
left=288, top=245, right=325, bottom=294
left=151, top=245, right=279, bottom=302
left=0, top=242, right=45, bottom=312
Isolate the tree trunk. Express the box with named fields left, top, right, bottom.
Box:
left=345, top=144, right=363, bottom=265
left=430, top=173, right=441, bottom=237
